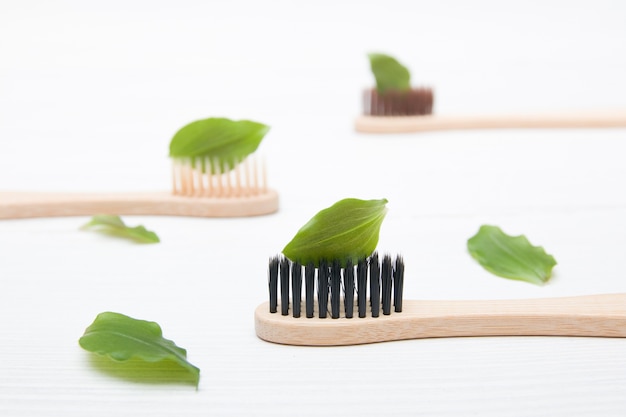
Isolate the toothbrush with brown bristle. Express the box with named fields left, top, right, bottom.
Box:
left=254, top=198, right=626, bottom=346
left=355, top=53, right=626, bottom=134
left=0, top=117, right=279, bottom=220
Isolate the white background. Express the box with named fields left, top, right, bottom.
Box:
left=1, top=0, right=626, bottom=415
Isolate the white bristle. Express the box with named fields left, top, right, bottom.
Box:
left=171, top=155, right=268, bottom=198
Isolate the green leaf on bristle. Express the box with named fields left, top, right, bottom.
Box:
left=79, top=312, right=200, bottom=387
left=368, top=53, right=411, bottom=93
left=467, top=225, right=557, bottom=285
left=169, top=117, right=270, bottom=174
left=282, top=198, right=388, bottom=267
left=81, top=215, right=160, bottom=244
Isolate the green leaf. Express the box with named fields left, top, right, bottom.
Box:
left=467, top=225, right=557, bottom=285
left=169, top=117, right=270, bottom=173
left=282, top=198, right=388, bottom=267
left=79, top=312, right=200, bottom=387
left=81, top=215, right=160, bottom=244
left=368, top=53, right=411, bottom=93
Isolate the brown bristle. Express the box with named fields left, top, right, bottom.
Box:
left=363, top=87, right=434, bottom=116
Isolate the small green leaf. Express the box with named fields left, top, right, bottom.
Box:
left=368, top=53, right=411, bottom=93
left=79, top=312, right=200, bottom=387
left=282, top=198, right=388, bottom=267
left=467, top=225, right=557, bottom=285
left=169, top=117, right=269, bottom=173
left=81, top=215, right=160, bottom=244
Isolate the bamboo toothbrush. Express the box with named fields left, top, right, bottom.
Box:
left=0, top=117, right=279, bottom=219
left=355, top=108, right=626, bottom=134
left=356, top=53, right=626, bottom=134
left=255, top=254, right=626, bottom=346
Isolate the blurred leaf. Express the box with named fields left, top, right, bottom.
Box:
left=79, top=312, right=199, bottom=387
left=467, top=225, right=557, bottom=285
left=169, top=117, right=269, bottom=173
left=368, top=53, right=411, bottom=93
left=81, top=215, right=160, bottom=244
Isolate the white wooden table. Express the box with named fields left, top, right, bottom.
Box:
left=1, top=1, right=625, bottom=415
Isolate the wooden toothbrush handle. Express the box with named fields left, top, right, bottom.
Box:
left=254, top=293, right=626, bottom=346
left=0, top=190, right=279, bottom=219
left=354, top=111, right=626, bottom=133
left=401, top=293, right=626, bottom=338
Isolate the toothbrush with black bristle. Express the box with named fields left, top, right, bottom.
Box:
left=256, top=257, right=626, bottom=346
left=255, top=198, right=626, bottom=346
left=260, top=253, right=626, bottom=346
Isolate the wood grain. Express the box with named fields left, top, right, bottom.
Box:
left=255, top=293, right=626, bottom=346
left=0, top=190, right=279, bottom=219
left=354, top=111, right=626, bottom=133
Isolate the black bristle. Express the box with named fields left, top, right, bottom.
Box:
left=394, top=255, right=404, bottom=312
left=268, top=256, right=279, bottom=313
left=317, top=260, right=329, bottom=318
left=280, top=257, right=290, bottom=316
left=291, top=261, right=302, bottom=318
left=305, top=262, right=315, bottom=318
left=369, top=252, right=380, bottom=318
left=343, top=259, right=355, bottom=319
left=268, top=253, right=405, bottom=319
left=330, top=260, right=342, bottom=319
left=357, top=258, right=368, bottom=318
left=381, top=254, right=393, bottom=315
